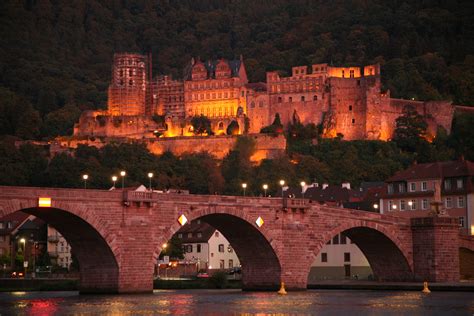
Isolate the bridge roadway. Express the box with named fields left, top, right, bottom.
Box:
left=0, top=186, right=471, bottom=293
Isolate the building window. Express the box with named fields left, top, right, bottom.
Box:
left=459, top=217, right=465, bottom=228
left=218, top=244, right=224, bottom=252
left=444, top=180, right=451, bottom=190
left=349, top=105, right=352, bottom=111
left=278, top=97, right=282, bottom=103
left=289, top=97, right=292, bottom=103
left=388, top=200, right=393, bottom=211
left=344, top=252, right=351, bottom=262
left=349, top=70, right=354, bottom=78
left=400, top=200, right=406, bottom=211
left=422, top=199, right=428, bottom=210
left=342, top=70, right=345, bottom=78
left=0, top=222, right=3, bottom=229
left=197, top=232, right=202, bottom=238
left=241, top=91, right=244, bottom=97
left=229, top=260, right=233, bottom=268
left=458, top=196, right=465, bottom=208
left=321, top=253, right=328, bottom=262
left=410, top=200, right=417, bottom=210
left=301, top=96, right=305, bottom=102
left=313, top=95, right=318, bottom=101
left=399, top=183, right=405, bottom=193
left=340, top=234, right=347, bottom=244
left=220, top=260, right=225, bottom=269
left=215, top=231, right=219, bottom=237
left=351, top=118, right=355, bottom=124
left=7, top=222, right=11, bottom=229
left=457, top=179, right=463, bottom=189
left=421, top=182, right=427, bottom=191
left=387, top=184, right=394, bottom=194
left=251, top=102, right=255, bottom=108
left=445, top=197, right=453, bottom=208
left=409, top=182, right=416, bottom=192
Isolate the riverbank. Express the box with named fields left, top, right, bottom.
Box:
left=308, top=280, right=474, bottom=292
left=0, top=278, right=78, bottom=291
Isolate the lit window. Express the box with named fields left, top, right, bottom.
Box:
left=458, top=196, right=465, bottom=208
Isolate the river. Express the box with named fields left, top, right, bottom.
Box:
left=0, top=289, right=473, bottom=315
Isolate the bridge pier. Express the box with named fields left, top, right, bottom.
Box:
left=411, top=216, right=460, bottom=282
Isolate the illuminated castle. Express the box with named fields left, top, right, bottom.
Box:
left=73, top=53, right=454, bottom=141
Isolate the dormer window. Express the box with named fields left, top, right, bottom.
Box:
left=387, top=184, right=394, bottom=194
left=457, top=179, right=463, bottom=189
left=409, top=182, right=416, bottom=192
left=444, top=180, right=451, bottom=190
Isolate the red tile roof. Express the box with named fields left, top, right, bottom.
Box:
left=387, top=160, right=474, bottom=182
left=176, top=220, right=215, bottom=243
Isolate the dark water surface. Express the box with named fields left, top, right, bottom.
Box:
left=0, top=289, right=473, bottom=315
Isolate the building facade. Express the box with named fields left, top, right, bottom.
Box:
left=47, top=225, right=73, bottom=269
left=177, top=219, right=240, bottom=271
left=73, top=52, right=454, bottom=142
left=380, top=160, right=474, bottom=235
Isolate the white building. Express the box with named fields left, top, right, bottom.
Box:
left=177, top=219, right=240, bottom=271
left=46, top=225, right=72, bottom=269
left=309, top=233, right=372, bottom=281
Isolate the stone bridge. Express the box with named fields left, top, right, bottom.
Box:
left=0, top=186, right=471, bottom=293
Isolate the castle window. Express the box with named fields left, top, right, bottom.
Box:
left=218, top=122, right=224, bottom=130
left=351, top=118, right=355, bottom=124
left=342, top=70, right=345, bottom=78
left=350, top=70, right=354, bottom=78
left=278, top=97, right=282, bottom=103
left=295, top=69, right=299, bottom=74
left=289, top=97, right=292, bottom=103
left=120, top=80, right=124, bottom=86
left=129, top=69, right=133, bottom=77
left=301, top=96, right=305, bottom=102
left=313, top=95, right=318, bottom=101
left=119, top=70, right=123, bottom=77
left=349, top=105, right=352, bottom=111
left=241, top=91, right=245, bottom=97
left=357, top=80, right=361, bottom=86
left=129, top=79, right=133, bottom=86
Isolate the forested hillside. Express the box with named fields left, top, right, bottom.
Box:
left=0, top=0, right=473, bottom=139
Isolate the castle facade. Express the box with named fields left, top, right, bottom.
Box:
left=73, top=53, right=454, bottom=141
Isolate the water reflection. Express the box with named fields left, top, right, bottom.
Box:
left=0, top=289, right=472, bottom=315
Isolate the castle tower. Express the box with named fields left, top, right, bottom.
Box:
left=108, top=53, right=147, bottom=116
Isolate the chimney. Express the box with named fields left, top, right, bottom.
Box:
left=322, top=183, right=329, bottom=189
left=341, top=182, right=351, bottom=189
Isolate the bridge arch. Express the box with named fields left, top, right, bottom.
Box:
left=459, top=237, right=474, bottom=280
left=153, top=206, right=282, bottom=290
left=308, top=220, right=413, bottom=282
left=1, top=200, right=120, bottom=293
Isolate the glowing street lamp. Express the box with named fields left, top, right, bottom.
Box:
left=373, top=203, right=379, bottom=210
left=112, top=175, right=117, bottom=189
left=242, top=183, right=247, bottom=196
left=120, top=171, right=126, bottom=189
left=279, top=180, right=285, bottom=198
left=263, top=184, right=268, bottom=197
left=392, top=204, right=397, bottom=210
left=82, top=174, right=89, bottom=189
left=300, top=181, right=306, bottom=199
left=148, top=172, right=154, bottom=191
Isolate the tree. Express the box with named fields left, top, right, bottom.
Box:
left=260, top=113, right=284, bottom=135
left=393, top=105, right=428, bottom=152
left=191, top=115, right=213, bottom=135
left=160, top=236, right=184, bottom=260
left=226, top=120, right=240, bottom=135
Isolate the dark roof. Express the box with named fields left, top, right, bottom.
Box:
left=387, top=160, right=474, bottom=182
left=282, top=185, right=363, bottom=203
left=176, top=220, right=215, bottom=243
left=0, top=212, right=30, bottom=234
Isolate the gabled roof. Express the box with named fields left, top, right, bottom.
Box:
left=387, top=160, right=474, bottom=182
left=245, top=82, right=267, bottom=92
left=0, top=212, right=30, bottom=234
left=184, top=58, right=244, bottom=80
left=176, top=220, right=215, bottom=243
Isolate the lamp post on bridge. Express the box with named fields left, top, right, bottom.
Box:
left=279, top=180, right=285, bottom=198
left=242, top=183, right=247, bottom=196
left=120, top=171, right=126, bottom=190
left=82, top=174, right=88, bottom=189
left=112, top=175, right=117, bottom=189
left=148, top=172, right=154, bottom=191
left=300, top=181, right=306, bottom=199
left=263, top=184, right=268, bottom=197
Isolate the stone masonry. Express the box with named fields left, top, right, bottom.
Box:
left=0, top=186, right=471, bottom=293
